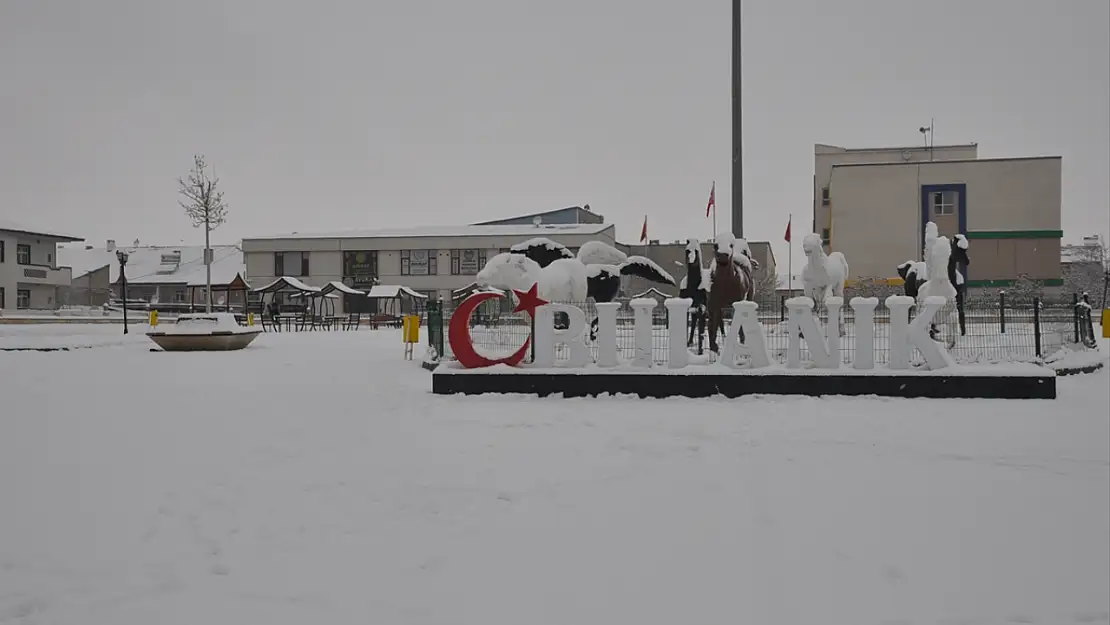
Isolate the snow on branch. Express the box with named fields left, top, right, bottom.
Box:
left=179, top=154, right=228, bottom=230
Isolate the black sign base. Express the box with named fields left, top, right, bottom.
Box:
left=432, top=369, right=1056, bottom=400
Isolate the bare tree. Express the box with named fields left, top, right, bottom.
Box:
left=178, top=155, right=228, bottom=312
left=1007, top=273, right=1045, bottom=304
left=1063, top=236, right=1110, bottom=307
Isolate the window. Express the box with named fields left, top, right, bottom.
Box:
left=343, top=251, right=378, bottom=287
left=933, top=190, right=956, bottom=216
left=16, top=244, right=31, bottom=265
left=821, top=187, right=830, bottom=206
left=274, top=251, right=310, bottom=276
left=401, top=250, right=437, bottom=276
left=0, top=241, right=5, bottom=263
left=821, top=228, right=831, bottom=246
left=450, top=249, right=486, bottom=275
left=0, top=287, right=4, bottom=308
left=17, top=289, right=30, bottom=309
left=47, top=252, right=52, bottom=265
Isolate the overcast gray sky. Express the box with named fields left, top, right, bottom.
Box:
left=2, top=0, right=1107, bottom=270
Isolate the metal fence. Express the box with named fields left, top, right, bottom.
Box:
left=429, top=293, right=1085, bottom=367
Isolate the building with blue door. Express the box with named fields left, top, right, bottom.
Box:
left=814, top=143, right=1063, bottom=289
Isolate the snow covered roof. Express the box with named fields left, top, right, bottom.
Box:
left=319, top=281, right=365, bottom=296
left=367, top=285, right=428, bottom=299
left=452, top=282, right=506, bottom=296
left=253, top=276, right=315, bottom=293
left=248, top=223, right=614, bottom=241
left=57, top=244, right=245, bottom=286
left=0, top=218, right=83, bottom=242
left=630, top=287, right=670, bottom=299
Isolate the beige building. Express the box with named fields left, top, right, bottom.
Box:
left=814, top=143, right=1063, bottom=288
left=0, top=220, right=81, bottom=311
left=242, top=207, right=778, bottom=313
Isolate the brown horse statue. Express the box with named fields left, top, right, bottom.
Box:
left=707, top=233, right=755, bottom=354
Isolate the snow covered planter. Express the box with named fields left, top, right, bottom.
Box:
left=432, top=289, right=1057, bottom=400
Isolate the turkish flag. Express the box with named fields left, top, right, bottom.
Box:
left=706, top=181, right=715, bottom=217
left=784, top=216, right=792, bottom=243
left=640, top=216, right=648, bottom=243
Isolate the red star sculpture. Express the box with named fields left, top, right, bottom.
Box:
left=512, top=283, right=548, bottom=316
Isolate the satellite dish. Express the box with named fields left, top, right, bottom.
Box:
left=533, top=216, right=542, bottom=227
left=901, top=149, right=912, bottom=161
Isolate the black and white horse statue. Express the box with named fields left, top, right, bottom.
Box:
left=678, top=239, right=711, bottom=353
left=505, top=237, right=676, bottom=338
left=898, top=232, right=970, bottom=338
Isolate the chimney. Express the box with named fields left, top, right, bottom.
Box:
left=106, top=239, right=116, bottom=252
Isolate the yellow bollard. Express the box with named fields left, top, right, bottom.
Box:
left=149, top=310, right=159, bottom=327
left=402, top=315, right=420, bottom=360
left=247, top=312, right=255, bottom=327
left=1102, top=309, right=1110, bottom=339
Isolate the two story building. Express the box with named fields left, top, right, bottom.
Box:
left=814, top=143, right=1063, bottom=289
left=0, top=220, right=82, bottom=311
left=241, top=206, right=777, bottom=314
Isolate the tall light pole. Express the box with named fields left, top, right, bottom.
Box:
left=116, top=250, right=129, bottom=334
left=731, top=0, right=743, bottom=238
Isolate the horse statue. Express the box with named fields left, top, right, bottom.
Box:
left=678, top=238, right=712, bottom=353
left=707, top=233, right=755, bottom=354
left=950, top=234, right=970, bottom=335
left=801, top=233, right=850, bottom=336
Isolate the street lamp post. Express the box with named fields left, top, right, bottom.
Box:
left=116, top=250, right=129, bottom=334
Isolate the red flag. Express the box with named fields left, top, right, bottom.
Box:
left=784, top=216, right=792, bottom=243
left=640, top=216, right=648, bottom=243
left=706, top=182, right=716, bottom=217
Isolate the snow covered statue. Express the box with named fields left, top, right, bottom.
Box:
left=916, top=234, right=961, bottom=345
left=706, top=232, right=759, bottom=353
left=897, top=223, right=970, bottom=337
left=801, top=232, right=849, bottom=335
left=475, top=237, right=676, bottom=337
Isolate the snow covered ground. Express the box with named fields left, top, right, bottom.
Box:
left=1, top=325, right=1107, bottom=624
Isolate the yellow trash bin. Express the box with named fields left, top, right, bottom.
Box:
left=1102, top=309, right=1109, bottom=338
left=403, top=315, right=420, bottom=344
left=149, top=310, right=159, bottom=327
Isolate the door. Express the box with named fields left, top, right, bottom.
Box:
left=929, top=189, right=960, bottom=238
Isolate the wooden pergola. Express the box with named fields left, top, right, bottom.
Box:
left=187, top=272, right=251, bottom=313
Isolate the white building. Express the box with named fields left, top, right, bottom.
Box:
left=814, top=143, right=1063, bottom=289
left=243, top=215, right=616, bottom=313
left=0, top=220, right=83, bottom=311
left=58, top=241, right=247, bottom=309
left=242, top=206, right=780, bottom=313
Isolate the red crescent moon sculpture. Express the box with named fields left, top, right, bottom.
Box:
left=448, top=291, right=531, bottom=369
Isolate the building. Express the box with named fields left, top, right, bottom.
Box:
left=58, top=241, right=247, bottom=310
left=473, top=205, right=604, bottom=226
left=241, top=207, right=777, bottom=313
left=814, top=143, right=1063, bottom=289
left=0, top=220, right=83, bottom=311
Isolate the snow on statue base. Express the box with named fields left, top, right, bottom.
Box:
left=432, top=292, right=1057, bottom=400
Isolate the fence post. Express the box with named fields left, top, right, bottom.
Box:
left=780, top=294, right=786, bottom=322
left=999, top=291, right=1006, bottom=334
left=1072, top=292, right=1080, bottom=344
left=426, top=300, right=444, bottom=359
left=1032, top=297, right=1042, bottom=358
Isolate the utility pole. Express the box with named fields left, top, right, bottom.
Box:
left=731, top=0, right=743, bottom=238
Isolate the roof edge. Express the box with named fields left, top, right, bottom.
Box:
left=832, top=155, right=1061, bottom=168
left=1, top=227, right=84, bottom=242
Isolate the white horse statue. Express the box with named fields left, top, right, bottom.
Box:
left=917, top=235, right=959, bottom=346
left=801, top=233, right=849, bottom=335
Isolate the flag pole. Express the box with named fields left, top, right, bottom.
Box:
left=787, top=213, right=793, bottom=295
left=711, top=181, right=717, bottom=238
